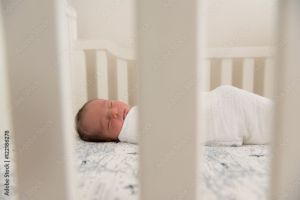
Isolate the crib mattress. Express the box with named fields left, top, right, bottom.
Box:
left=0, top=137, right=270, bottom=200
left=75, top=139, right=271, bottom=200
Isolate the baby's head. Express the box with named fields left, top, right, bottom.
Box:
left=75, top=99, right=130, bottom=142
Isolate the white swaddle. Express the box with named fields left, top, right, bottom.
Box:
left=118, top=85, right=274, bottom=146
left=202, top=85, right=273, bottom=146
left=118, top=106, right=138, bottom=143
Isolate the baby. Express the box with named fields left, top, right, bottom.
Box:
left=76, top=85, right=273, bottom=145
left=76, top=99, right=129, bottom=142
left=76, top=99, right=137, bottom=143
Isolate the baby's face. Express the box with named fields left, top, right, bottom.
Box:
left=81, top=99, right=130, bottom=141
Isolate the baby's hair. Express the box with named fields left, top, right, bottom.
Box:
left=75, top=99, right=107, bottom=142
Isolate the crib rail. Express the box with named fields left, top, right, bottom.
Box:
left=70, top=43, right=275, bottom=114
left=75, top=40, right=134, bottom=103
left=74, top=40, right=136, bottom=60
left=203, top=46, right=275, bottom=98
left=206, top=46, right=274, bottom=58
left=96, top=50, right=109, bottom=99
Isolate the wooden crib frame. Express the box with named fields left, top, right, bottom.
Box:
left=1, top=0, right=300, bottom=199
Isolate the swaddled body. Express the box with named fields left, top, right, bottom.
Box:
left=118, top=85, right=273, bottom=146
left=202, top=85, right=273, bottom=146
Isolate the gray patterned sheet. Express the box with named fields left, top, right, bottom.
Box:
left=75, top=138, right=271, bottom=200
left=199, top=145, right=271, bottom=200
left=75, top=139, right=139, bottom=200
left=0, top=136, right=270, bottom=200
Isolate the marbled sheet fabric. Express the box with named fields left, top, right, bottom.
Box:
left=0, top=134, right=270, bottom=200
left=199, top=145, right=271, bottom=200
left=75, top=138, right=271, bottom=200
left=75, top=139, right=139, bottom=200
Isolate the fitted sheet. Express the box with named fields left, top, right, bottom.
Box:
left=75, top=138, right=270, bottom=200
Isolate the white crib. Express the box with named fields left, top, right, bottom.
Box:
left=66, top=6, right=276, bottom=199
left=1, top=0, right=300, bottom=199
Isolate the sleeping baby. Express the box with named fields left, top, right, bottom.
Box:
left=75, top=85, right=273, bottom=146
left=75, top=99, right=135, bottom=142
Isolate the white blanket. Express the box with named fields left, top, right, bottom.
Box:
left=118, top=106, right=138, bottom=143
left=118, top=85, right=274, bottom=146
left=202, top=85, right=273, bottom=146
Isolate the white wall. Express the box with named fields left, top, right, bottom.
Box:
left=205, top=0, right=277, bottom=47
left=69, top=0, right=276, bottom=48
left=69, top=0, right=136, bottom=49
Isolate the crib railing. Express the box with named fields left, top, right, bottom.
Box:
left=203, top=47, right=275, bottom=97
left=71, top=43, right=275, bottom=111
left=72, top=40, right=135, bottom=104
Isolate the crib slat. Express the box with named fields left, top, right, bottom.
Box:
left=71, top=51, right=87, bottom=113
left=5, top=1, right=74, bottom=199
left=116, top=58, right=129, bottom=103
left=202, top=59, right=211, bottom=91
left=242, top=58, right=255, bottom=92
left=221, top=58, right=233, bottom=85
left=96, top=50, right=109, bottom=99
left=271, top=1, right=300, bottom=197
left=264, top=58, right=274, bottom=98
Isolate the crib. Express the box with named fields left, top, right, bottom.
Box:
left=1, top=0, right=300, bottom=199
left=66, top=6, right=274, bottom=199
